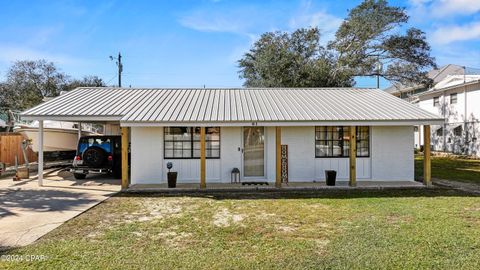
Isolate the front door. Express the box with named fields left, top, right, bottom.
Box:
left=243, top=127, right=265, bottom=178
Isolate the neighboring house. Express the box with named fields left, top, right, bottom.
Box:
left=385, top=64, right=466, bottom=101
left=21, top=87, right=442, bottom=188
left=415, top=75, right=480, bottom=156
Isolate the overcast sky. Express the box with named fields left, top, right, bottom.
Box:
left=0, top=0, right=479, bottom=88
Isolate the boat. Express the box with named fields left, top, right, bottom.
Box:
left=14, top=121, right=99, bottom=152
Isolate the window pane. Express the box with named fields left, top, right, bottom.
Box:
left=174, top=149, right=183, bottom=158
left=315, top=141, right=328, bottom=156
left=332, top=141, right=342, bottom=156
left=343, top=141, right=350, bottom=156
left=174, top=141, right=183, bottom=148
left=193, top=127, right=200, bottom=140
left=209, top=149, right=220, bottom=158
left=193, top=141, right=200, bottom=150
left=207, top=141, right=220, bottom=149
left=207, top=127, right=220, bottom=140
left=165, top=142, right=173, bottom=149
left=183, top=149, right=192, bottom=158
left=165, top=149, right=173, bottom=158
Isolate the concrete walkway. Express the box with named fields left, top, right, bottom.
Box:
left=433, top=178, right=480, bottom=195
left=0, top=169, right=120, bottom=250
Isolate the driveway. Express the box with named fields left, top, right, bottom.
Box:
left=0, top=169, right=120, bottom=250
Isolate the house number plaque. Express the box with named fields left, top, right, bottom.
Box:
left=281, top=145, right=288, bottom=183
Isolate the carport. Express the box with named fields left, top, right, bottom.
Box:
left=20, top=88, right=136, bottom=189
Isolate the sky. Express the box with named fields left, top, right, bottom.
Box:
left=0, top=0, right=479, bottom=89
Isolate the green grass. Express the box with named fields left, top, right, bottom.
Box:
left=1, top=189, right=479, bottom=269
left=415, top=155, right=480, bottom=183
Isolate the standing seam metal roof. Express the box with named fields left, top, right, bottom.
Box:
left=21, top=87, right=443, bottom=123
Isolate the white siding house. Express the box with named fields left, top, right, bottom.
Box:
left=415, top=75, right=480, bottom=156
left=21, top=87, right=442, bottom=188
left=129, top=125, right=415, bottom=184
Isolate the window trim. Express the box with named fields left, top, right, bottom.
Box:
left=163, top=127, right=221, bottom=159
left=314, top=126, right=370, bottom=158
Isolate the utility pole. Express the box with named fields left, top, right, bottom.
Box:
left=375, top=55, right=382, bottom=89
left=110, top=52, right=123, bottom=87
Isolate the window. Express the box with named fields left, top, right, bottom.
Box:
left=164, top=127, right=220, bottom=159
left=433, top=96, right=440, bottom=107
left=450, top=93, right=457, bottom=104
left=453, top=125, right=462, bottom=136
left=436, top=127, right=443, bottom=136
left=356, top=126, right=370, bottom=157
left=315, top=126, right=369, bottom=158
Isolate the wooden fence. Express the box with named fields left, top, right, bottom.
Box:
left=0, top=132, right=37, bottom=166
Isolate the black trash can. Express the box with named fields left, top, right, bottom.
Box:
left=325, top=170, right=337, bottom=186
left=167, top=172, right=178, bottom=188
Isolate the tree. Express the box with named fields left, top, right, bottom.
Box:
left=238, top=28, right=354, bottom=87
left=328, top=0, right=436, bottom=87
left=0, top=60, right=106, bottom=111
left=2, top=60, right=69, bottom=110
left=66, top=75, right=106, bottom=90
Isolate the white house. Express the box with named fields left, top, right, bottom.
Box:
left=385, top=64, right=466, bottom=101
left=21, top=87, right=442, bottom=189
left=414, top=75, right=480, bottom=156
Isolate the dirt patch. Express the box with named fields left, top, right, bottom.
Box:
left=213, top=208, right=245, bottom=227
left=315, top=239, right=330, bottom=255
left=154, top=230, right=193, bottom=249
left=277, top=225, right=297, bottom=233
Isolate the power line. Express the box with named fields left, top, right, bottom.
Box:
left=105, top=73, right=118, bottom=86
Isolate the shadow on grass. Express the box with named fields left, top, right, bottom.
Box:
left=117, top=187, right=479, bottom=200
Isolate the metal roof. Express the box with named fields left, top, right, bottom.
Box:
left=22, top=87, right=443, bottom=125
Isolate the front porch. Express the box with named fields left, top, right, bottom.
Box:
left=127, top=180, right=424, bottom=192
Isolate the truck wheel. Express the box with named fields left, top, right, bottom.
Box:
left=82, top=146, right=107, bottom=168
left=74, top=173, right=86, bottom=180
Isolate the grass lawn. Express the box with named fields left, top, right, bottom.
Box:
left=1, top=189, right=479, bottom=269
left=415, top=155, right=480, bottom=184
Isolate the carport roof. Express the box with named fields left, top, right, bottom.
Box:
left=21, top=87, right=444, bottom=126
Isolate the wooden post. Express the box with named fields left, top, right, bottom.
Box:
left=423, top=125, right=431, bottom=186
left=77, top=122, right=82, bottom=140
left=121, top=127, right=129, bottom=189
left=38, top=120, right=44, bottom=187
left=349, top=126, right=356, bottom=187
left=275, top=127, right=282, bottom=188
left=200, top=127, right=206, bottom=189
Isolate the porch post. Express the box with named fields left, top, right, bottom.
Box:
left=38, top=120, right=44, bottom=186
left=121, top=127, right=129, bottom=189
left=349, top=126, right=356, bottom=187
left=423, top=125, right=431, bottom=186
left=200, top=127, right=206, bottom=189
left=275, top=126, right=282, bottom=188
left=77, top=122, right=82, bottom=140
